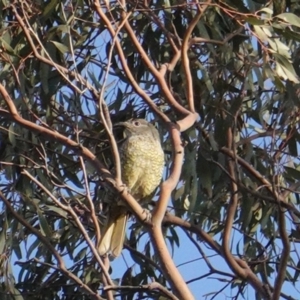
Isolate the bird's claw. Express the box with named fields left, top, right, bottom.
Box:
left=118, top=183, right=131, bottom=195
left=142, top=209, right=152, bottom=222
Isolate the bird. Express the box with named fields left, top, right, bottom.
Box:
left=98, top=119, right=165, bottom=257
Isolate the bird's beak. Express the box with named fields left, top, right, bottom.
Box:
left=114, top=121, right=130, bottom=128
left=114, top=121, right=131, bottom=138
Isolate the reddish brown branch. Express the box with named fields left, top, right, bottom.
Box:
left=79, top=155, right=101, bottom=260
left=148, top=118, right=196, bottom=299
left=184, top=231, right=235, bottom=279
left=190, top=26, right=244, bottom=46
left=212, top=156, right=300, bottom=219
left=93, top=1, right=172, bottom=122
left=163, top=213, right=272, bottom=298
left=222, top=126, right=249, bottom=279
left=119, top=10, right=191, bottom=116
left=181, top=1, right=211, bottom=112
left=272, top=207, right=290, bottom=300
left=0, top=79, right=196, bottom=298
left=12, top=5, right=99, bottom=100
left=124, top=244, right=163, bottom=273
left=0, top=85, right=149, bottom=232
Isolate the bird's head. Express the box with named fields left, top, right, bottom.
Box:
left=115, top=119, right=160, bottom=140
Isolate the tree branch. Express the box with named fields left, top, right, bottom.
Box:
left=104, top=282, right=179, bottom=300
left=181, top=1, right=211, bottom=112
left=272, top=208, right=290, bottom=299
left=0, top=86, right=150, bottom=237
left=163, top=213, right=272, bottom=299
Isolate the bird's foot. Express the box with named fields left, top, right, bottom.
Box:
left=118, top=183, right=131, bottom=195
left=142, top=209, right=152, bottom=223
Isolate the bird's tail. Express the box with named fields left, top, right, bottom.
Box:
left=98, top=209, right=127, bottom=257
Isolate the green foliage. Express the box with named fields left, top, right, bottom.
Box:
left=0, top=0, right=300, bottom=299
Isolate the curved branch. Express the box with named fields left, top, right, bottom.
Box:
left=93, top=1, right=172, bottom=122
left=124, top=244, right=163, bottom=274
left=163, top=213, right=272, bottom=299
left=222, top=126, right=249, bottom=279
left=0, top=86, right=149, bottom=233
left=120, top=13, right=191, bottom=115
left=184, top=231, right=235, bottom=279
left=217, top=147, right=300, bottom=218
left=79, top=155, right=101, bottom=256
left=97, top=13, right=132, bottom=187
left=181, top=1, right=211, bottom=112
left=149, top=118, right=196, bottom=299
left=272, top=208, right=290, bottom=300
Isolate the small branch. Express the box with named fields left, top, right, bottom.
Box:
left=93, top=0, right=171, bottom=122
left=184, top=231, right=235, bottom=279
left=79, top=156, right=101, bottom=255
left=164, top=212, right=220, bottom=248
left=103, top=282, right=179, bottom=300
left=222, top=126, right=248, bottom=279
left=12, top=6, right=100, bottom=101
left=0, top=191, right=62, bottom=264
left=0, top=191, right=103, bottom=300
left=33, top=258, right=105, bottom=300
left=21, top=169, right=114, bottom=287
left=117, top=2, right=191, bottom=116
left=163, top=213, right=272, bottom=299
left=220, top=147, right=279, bottom=199
left=272, top=207, right=290, bottom=300
left=181, top=1, right=211, bottom=112
left=97, top=13, right=131, bottom=185
left=236, top=130, right=279, bottom=147
left=190, top=26, right=245, bottom=46
left=213, top=149, right=300, bottom=219
left=124, top=244, right=163, bottom=274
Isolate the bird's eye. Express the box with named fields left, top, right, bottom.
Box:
left=133, top=120, right=140, bottom=126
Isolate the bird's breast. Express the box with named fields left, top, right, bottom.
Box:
left=120, top=136, right=164, bottom=199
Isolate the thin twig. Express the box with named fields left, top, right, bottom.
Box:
left=21, top=169, right=114, bottom=286
left=104, top=282, right=179, bottom=300
left=0, top=190, right=103, bottom=300
left=163, top=213, right=271, bottom=298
